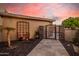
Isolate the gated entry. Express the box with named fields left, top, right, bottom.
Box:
left=45, top=25, right=64, bottom=40
left=46, top=25, right=56, bottom=39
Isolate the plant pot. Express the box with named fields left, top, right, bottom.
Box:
left=73, top=44, right=79, bottom=54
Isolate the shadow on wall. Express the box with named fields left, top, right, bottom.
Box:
left=65, top=28, right=77, bottom=42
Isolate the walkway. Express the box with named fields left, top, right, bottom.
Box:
left=28, top=39, right=69, bottom=56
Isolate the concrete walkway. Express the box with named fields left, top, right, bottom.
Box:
left=28, top=39, right=69, bottom=56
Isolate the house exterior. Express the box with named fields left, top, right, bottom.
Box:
left=0, top=12, right=53, bottom=42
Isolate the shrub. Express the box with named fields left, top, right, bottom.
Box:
left=62, top=17, right=79, bottom=29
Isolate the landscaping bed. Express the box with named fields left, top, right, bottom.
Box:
left=0, top=38, right=42, bottom=56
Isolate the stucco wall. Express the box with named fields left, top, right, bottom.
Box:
left=65, top=29, right=77, bottom=41
left=0, top=16, right=50, bottom=42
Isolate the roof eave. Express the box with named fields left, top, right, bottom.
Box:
left=0, top=13, right=53, bottom=22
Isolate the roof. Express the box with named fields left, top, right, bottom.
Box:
left=0, top=12, right=53, bottom=22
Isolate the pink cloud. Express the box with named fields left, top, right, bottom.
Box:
left=0, top=3, right=79, bottom=20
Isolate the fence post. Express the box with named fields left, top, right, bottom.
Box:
left=55, top=25, right=57, bottom=40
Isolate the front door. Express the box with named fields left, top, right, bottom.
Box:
left=17, top=21, right=29, bottom=40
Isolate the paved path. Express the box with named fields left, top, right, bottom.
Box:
left=28, top=39, right=69, bottom=56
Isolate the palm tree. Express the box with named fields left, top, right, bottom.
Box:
left=4, top=27, right=15, bottom=48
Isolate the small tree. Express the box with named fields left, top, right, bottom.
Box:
left=0, top=26, right=15, bottom=48
left=4, top=27, right=15, bottom=48
left=62, top=17, right=79, bottom=29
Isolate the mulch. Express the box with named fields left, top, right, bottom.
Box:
left=0, top=38, right=42, bottom=56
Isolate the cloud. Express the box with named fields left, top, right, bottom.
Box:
left=61, top=3, right=79, bottom=10
left=0, top=3, right=79, bottom=20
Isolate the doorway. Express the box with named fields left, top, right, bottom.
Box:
left=17, top=21, right=29, bottom=40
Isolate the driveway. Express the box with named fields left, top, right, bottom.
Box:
left=28, top=39, right=69, bottom=56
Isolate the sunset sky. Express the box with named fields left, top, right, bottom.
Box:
left=0, top=3, right=79, bottom=25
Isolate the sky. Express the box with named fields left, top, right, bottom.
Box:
left=0, top=3, right=79, bottom=25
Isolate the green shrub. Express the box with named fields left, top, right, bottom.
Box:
left=62, top=17, right=79, bottom=29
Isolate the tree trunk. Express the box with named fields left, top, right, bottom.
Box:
left=7, top=31, right=11, bottom=48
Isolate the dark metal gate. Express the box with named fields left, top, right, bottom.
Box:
left=38, top=26, right=45, bottom=39
left=45, top=25, right=64, bottom=40
left=59, top=26, right=65, bottom=40
left=17, top=21, right=29, bottom=40
left=45, top=24, right=56, bottom=39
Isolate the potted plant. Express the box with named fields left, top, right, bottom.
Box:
left=34, top=31, right=39, bottom=39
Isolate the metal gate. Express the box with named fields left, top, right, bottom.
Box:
left=17, top=21, right=29, bottom=40
left=45, top=25, right=64, bottom=40
left=59, top=26, right=65, bottom=40
left=38, top=26, right=45, bottom=39
left=46, top=25, right=56, bottom=39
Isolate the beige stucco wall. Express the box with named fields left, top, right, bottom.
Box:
left=0, top=16, right=50, bottom=42
left=65, top=29, right=77, bottom=42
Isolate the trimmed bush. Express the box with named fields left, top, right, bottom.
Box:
left=62, top=17, right=79, bottom=29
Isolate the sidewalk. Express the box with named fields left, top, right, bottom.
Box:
left=28, top=39, right=69, bottom=56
